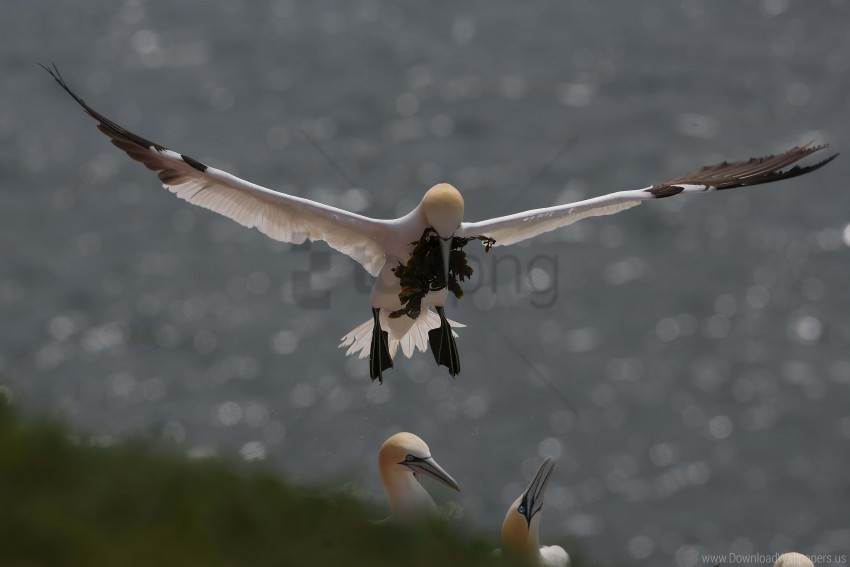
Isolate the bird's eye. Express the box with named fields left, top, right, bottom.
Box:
left=518, top=504, right=526, bottom=514
left=405, top=454, right=415, bottom=462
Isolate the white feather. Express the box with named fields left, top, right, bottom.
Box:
left=340, top=309, right=464, bottom=360
left=539, top=546, right=571, bottom=567
left=156, top=162, right=389, bottom=276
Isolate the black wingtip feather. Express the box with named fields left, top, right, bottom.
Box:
left=180, top=154, right=208, bottom=172
left=646, top=185, right=685, bottom=198
left=42, top=63, right=167, bottom=152
left=715, top=143, right=838, bottom=190
left=648, top=142, right=838, bottom=197
left=43, top=63, right=209, bottom=173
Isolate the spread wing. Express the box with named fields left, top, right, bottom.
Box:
left=44, top=64, right=388, bottom=276
left=459, top=143, right=837, bottom=247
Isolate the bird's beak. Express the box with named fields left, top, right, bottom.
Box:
left=406, top=455, right=461, bottom=492
left=439, top=236, right=452, bottom=286
left=519, top=457, right=556, bottom=525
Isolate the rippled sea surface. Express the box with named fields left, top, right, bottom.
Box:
left=2, top=1, right=849, bottom=565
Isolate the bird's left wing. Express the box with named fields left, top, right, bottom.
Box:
left=458, top=143, right=837, bottom=247
left=44, top=65, right=389, bottom=276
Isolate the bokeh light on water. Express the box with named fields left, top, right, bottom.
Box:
left=2, top=1, right=850, bottom=565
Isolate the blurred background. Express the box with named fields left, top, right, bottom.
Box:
left=2, top=1, right=849, bottom=565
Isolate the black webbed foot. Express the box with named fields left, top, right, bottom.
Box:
left=370, top=308, right=393, bottom=383
left=428, top=306, right=461, bottom=377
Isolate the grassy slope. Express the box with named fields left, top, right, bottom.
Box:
left=0, top=401, right=537, bottom=567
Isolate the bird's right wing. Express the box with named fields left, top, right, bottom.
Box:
left=44, top=64, right=389, bottom=276
left=458, top=143, right=837, bottom=247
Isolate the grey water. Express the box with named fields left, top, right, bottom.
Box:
left=2, top=1, right=849, bottom=565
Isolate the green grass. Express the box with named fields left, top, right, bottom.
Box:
left=0, top=401, right=536, bottom=567
left=0, top=399, right=610, bottom=567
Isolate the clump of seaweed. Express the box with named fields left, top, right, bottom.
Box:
left=390, top=229, right=495, bottom=319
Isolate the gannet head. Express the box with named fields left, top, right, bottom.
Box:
left=378, top=432, right=461, bottom=493
left=501, top=457, right=556, bottom=556
left=422, top=183, right=464, bottom=240
left=774, top=553, right=814, bottom=567
left=422, top=184, right=464, bottom=283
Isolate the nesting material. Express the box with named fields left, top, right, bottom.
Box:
left=390, top=229, right=495, bottom=319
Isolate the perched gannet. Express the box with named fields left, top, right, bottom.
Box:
left=499, top=457, right=569, bottom=567
left=44, top=65, right=838, bottom=382
left=377, top=432, right=461, bottom=521
left=774, top=553, right=814, bottom=567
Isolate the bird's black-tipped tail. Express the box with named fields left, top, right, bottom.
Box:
left=429, top=306, right=461, bottom=377
left=370, top=309, right=393, bottom=383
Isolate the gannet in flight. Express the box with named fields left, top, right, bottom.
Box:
left=774, top=553, right=815, bottom=567
left=499, top=457, right=569, bottom=567
left=44, top=65, right=838, bottom=382
left=377, top=432, right=461, bottom=521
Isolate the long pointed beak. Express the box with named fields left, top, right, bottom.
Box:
left=439, top=237, right=452, bottom=286
left=520, top=457, right=556, bottom=524
left=407, top=456, right=461, bottom=492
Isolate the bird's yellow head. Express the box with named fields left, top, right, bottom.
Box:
left=378, top=432, right=461, bottom=492
left=378, top=432, right=430, bottom=469
left=774, top=553, right=814, bottom=567
left=422, top=183, right=464, bottom=239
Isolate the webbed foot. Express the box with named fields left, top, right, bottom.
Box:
left=428, top=306, right=461, bottom=377
left=370, top=308, right=393, bottom=383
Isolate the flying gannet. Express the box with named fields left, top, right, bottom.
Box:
left=499, top=457, right=569, bottom=567
left=377, top=432, right=461, bottom=521
left=44, top=65, right=838, bottom=382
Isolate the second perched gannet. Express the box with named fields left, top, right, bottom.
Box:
left=774, top=553, right=815, bottom=567
left=44, top=65, right=838, bottom=383
left=499, top=457, right=569, bottom=567
left=378, top=432, right=461, bottom=522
